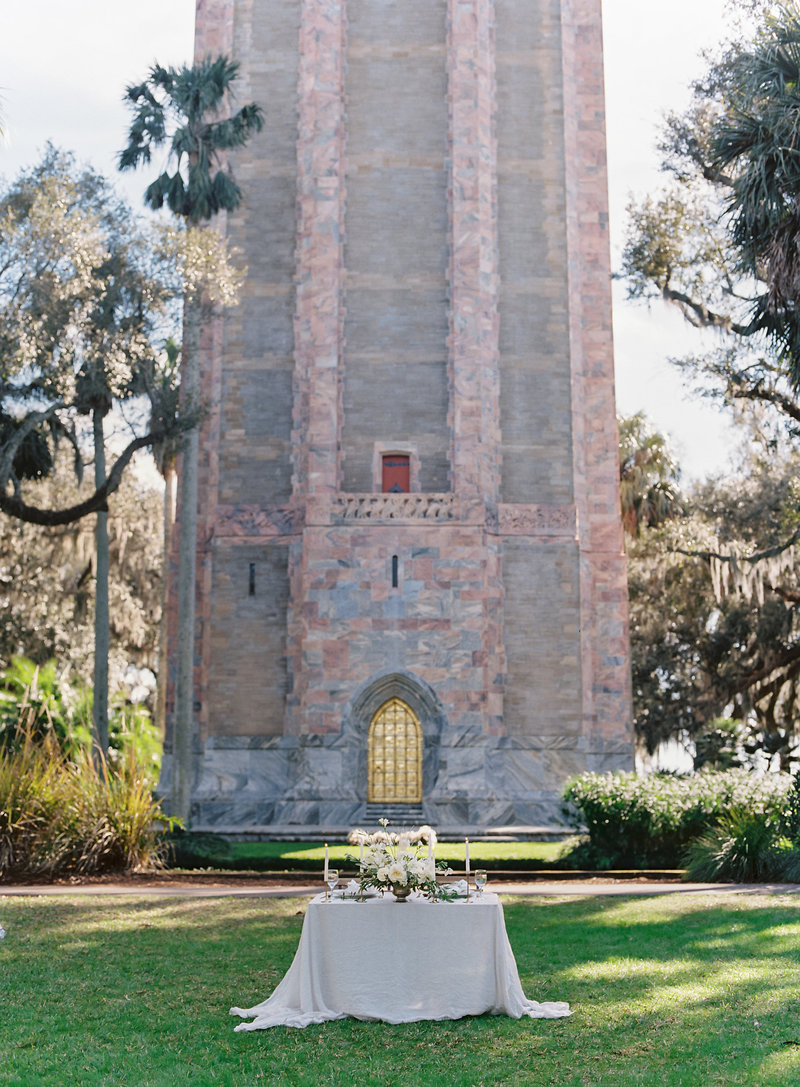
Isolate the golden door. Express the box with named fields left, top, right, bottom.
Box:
left=367, top=698, right=422, bottom=803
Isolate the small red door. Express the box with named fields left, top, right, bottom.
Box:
left=382, top=454, right=410, bottom=493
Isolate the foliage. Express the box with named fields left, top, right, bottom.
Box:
left=119, top=55, right=264, bottom=223
left=0, top=659, right=162, bottom=788
left=622, top=411, right=800, bottom=766
left=4, top=895, right=800, bottom=1086
left=618, top=412, right=683, bottom=536
left=0, top=459, right=164, bottom=698
left=0, top=147, right=190, bottom=526
left=684, top=807, right=787, bottom=881
left=0, top=726, right=169, bottom=878
left=120, top=55, right=262, bottom=824
left=621, top=5, right=800, bottom=764
left=709, top=3, right=800, bottom=378
left=683, top=767, right=800, bottom=881
left=621, top=2, right=800, bottom=380
left=0, top=657, right=91, bottom=755
left=560, top=768, right=795, bottom=869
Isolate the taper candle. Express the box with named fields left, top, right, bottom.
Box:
left=465, top=837, right=470, bottom=875
left=324, top=842, right=329, bottom=882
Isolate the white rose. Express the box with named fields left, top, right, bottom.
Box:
left=377, top=867, right=389, bottom=882
left=387, top=863, right=407, bottom=885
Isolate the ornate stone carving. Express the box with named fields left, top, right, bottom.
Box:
left=214, top=504, right=302, bottom=538
left=496, top=504, right=577, bottom=536
left=331, top=494, right=458, bottom=523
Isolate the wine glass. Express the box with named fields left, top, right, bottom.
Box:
left=326, top=868, right=339, bottom=902
left=474, top=869, right=487, bottom=898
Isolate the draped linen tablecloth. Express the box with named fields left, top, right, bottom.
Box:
left=230, top=891, right=571, bottom=1030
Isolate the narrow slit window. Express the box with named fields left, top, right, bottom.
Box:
left=382, top=454, right=410, bottom=493
left=391, top=554, right=399, bottom=589
left=248, top=562, right=256, bottom=596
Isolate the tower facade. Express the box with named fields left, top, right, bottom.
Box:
left=165, top=0, right=633, bottom=830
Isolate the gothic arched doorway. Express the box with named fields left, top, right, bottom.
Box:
left=367, top=697, right=422, bottom=803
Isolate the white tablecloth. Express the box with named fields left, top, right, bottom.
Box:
left=230, top=891, right=571, bottom=1030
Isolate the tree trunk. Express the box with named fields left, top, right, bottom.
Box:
left=172, top=296, right=202, bottom=823
left=156, top=460, right=176, bottom=744
left=92, top=409, right=110, bottom=756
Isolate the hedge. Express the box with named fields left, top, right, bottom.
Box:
left=561, top=769, right=796, bottom=869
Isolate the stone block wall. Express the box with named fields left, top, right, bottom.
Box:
left=342, top=0, right=451, bottom=493
left=163, top=0, right=634, bottom=831
left=496, top=0, right=574, bottom=507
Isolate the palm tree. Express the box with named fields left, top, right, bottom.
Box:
left=618, top=413, right=683, bottom=537
left=146, top=339, right=182, bottom=745
left=119, top=56, right=263, bottom=822
left=711, top=5, right=800, bottom=383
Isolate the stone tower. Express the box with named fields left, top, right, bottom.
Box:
left=164, top=0, right=634, bottom=830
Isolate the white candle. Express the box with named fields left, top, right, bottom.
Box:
left=465, top=837, right=470, bottom=875
left=427, top=836, right=432, bottom=859
left=324, top=842, right=329, bottom=882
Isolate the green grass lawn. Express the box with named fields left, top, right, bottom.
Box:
left=3, top=892, right=800, bottom=1086
left=170, top=837, right=568, bottom=872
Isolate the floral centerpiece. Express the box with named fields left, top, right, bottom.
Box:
left=347, top=819, right=454, bottom=901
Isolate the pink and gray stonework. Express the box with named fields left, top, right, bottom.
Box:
left=161, top=0, right=634, bottom=830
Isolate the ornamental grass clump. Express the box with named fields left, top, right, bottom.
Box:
left=0, top=722, right=170, bottom=879
left=684, top=808, right=786, bottom=882
left=561, top=768, right=795, bottom=870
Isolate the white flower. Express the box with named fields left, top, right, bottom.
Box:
left=398, top=835, right=411, bottom=851
left=387, top=863, right=407, bottom=885
left=377, top=867, right=389, bottom=882
left=419, top=825, right=437, bottom=849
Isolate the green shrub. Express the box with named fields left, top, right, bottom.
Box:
left=684, top=809, right=786, bottom=882
left=0, top=657, right=91, bottom=755
left=0, top=658, right=162, bottom=786
left=561, top=769, right=795, bottom=869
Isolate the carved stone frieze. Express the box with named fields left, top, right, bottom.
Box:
left=330, top=494, right=458, bottom=524
left=496, top=503, right=577, bottom=537
left=214, top=504, right=303, bottom=538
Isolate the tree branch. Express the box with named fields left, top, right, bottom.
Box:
left=0, top=423, right=190, bottom=526
left=731, top=644, right=800, bottom=697
left=748, top=656, right=800, bottom=705
left=673, top=525, right=800, bottom=567
left=727, top=380, right=800, bottom=425
left=660, top=284, right=751, bottom=335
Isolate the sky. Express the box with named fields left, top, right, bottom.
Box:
left=1, top=0, right=737, bottom=483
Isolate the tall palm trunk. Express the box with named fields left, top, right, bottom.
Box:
left=172, top=297, right=202, bottom=823
left=156, top=459, right=176, bottom=745
left=92, top=408, right=110, bottom=755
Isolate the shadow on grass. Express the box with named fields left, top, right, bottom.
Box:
left=3, top=895, right=800, bottom=1086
